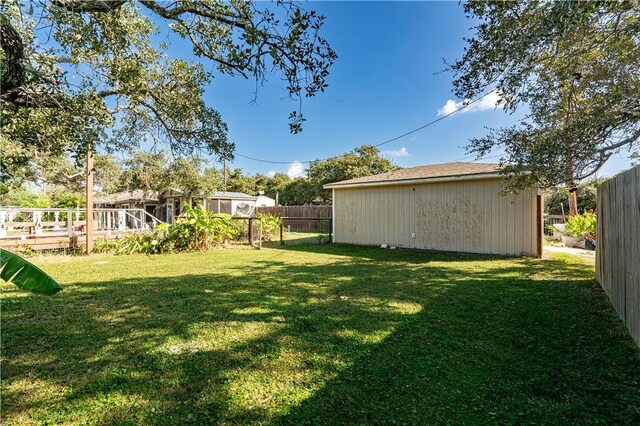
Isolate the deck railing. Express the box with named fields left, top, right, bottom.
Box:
left=0, top=207, right=163, bottom=240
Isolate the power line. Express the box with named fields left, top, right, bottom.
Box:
left=234, top=91, right=494, bottom=166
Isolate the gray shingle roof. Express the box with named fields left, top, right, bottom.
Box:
left=324, top=162, right=502, bottom=188
left=94, top=190, right=159, bottom=204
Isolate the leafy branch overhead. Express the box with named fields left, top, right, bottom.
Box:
left=450, top=1, right=640, bottom=190
left=0, top=0, right=336, bottom=167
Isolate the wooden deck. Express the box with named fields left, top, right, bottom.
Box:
left=0, top=207, right=162, bottom=251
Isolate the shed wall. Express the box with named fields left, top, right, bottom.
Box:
left=333, top=178, right=539, bottom=256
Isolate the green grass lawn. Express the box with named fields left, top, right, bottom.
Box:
left=2, top=244, right=639, bottom=425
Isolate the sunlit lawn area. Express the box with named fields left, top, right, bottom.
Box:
left=2, top=244, right=639, bottom=424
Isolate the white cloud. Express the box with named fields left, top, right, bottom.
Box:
left=436, top=90, right=503, bottom=117
left=286, top=161, right=306, bottom=178
left=267, top=170, right=276, bottom=178
left=382, top=147, right=410, bottom=157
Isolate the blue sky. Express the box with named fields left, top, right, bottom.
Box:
left=169, top=1, right=632, bottom=178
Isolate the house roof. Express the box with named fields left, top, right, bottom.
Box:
left=94, top=190, right=159, bottom=204
left=101, top=189, right=274, bottom=202
left=210, top=191, right=257, bottom=200
left=324, top=162, right=503, bottom=189
left=163, top=190, right=270, bottom=201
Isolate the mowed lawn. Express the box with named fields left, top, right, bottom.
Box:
left=2, top=244, right=639, bottom=425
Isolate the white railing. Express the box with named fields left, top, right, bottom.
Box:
left=0, top=207, right=164, bottom=239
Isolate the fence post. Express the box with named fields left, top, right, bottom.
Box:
left=30, top=211, right=42, bottom=236
left=280, top=222, right=284, bottom=246
left=118, top=210, right=126, bottom=231
left=67, top=209, right=73, bottom=237
left=328, top=218, right=332, bottom=244
left=248, top=217, right=253, bottom=245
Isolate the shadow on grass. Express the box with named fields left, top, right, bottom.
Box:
left=2, top=245, right=639, bottom=424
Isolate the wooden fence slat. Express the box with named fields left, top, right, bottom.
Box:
left=256, top=205, right=332, bottom=231
left=597, top=165, right=640, bottom=346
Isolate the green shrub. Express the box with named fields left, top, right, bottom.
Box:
left=117, top=224, right=173, bottom=255
left=565, top=211, right=596, bottom=237
left=93, top=237, right=121, bottom=254
left=169, top=204, right=238, bottom=251
left=97, top=205, right=278, bottom=255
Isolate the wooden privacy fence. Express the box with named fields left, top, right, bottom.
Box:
left=596, top=165, right=640, bottom=345
left=256, top=205, right=332, bottom=231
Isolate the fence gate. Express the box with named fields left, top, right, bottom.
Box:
left=250, top=217, right=262, bottom=249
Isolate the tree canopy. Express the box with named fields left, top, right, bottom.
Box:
left=1, top=0, right=337, bottom=181
left=450, top=1, right=640, bottom=194
left=307, top=145, right=399, bottom=203
left=2, top=145, right=400, bottom=207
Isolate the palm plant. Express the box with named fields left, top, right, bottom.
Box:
left=1, top=249, right=62, bottom=295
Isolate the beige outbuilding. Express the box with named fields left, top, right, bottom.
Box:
left=325, top=162, right=542, bottom=257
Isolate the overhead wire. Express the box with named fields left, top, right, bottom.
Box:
left=233, top=90, right=496, bottom=166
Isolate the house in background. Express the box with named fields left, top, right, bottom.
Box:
left=325, top=162, right=543, bottom=257
left=95, top=189, right=275, bottom=224
left=94, top=190, right=160, bottom=227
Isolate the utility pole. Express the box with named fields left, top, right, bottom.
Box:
left=85, top=147, right=94, bottom=254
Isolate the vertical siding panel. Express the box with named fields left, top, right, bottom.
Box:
left=400, top=186, right=406, bottom=247
left=500, top=190, right=508, bottom=255
left=463, top=182, right=471, bottom=253
left=491, top=181, right=500, bottom=254
left=407, top=185, right=413, bottom=248
left=523, top=190, right=533, bottom=255
left=452, top=182, right=459, bottom=252
left=367, top=189, right=373, bottom=246
left=386, top=187, right=392, bottom=245
left=382, top=187, right=388, bottom=245
left=419, top=184, right=427, bottom=249
left=435, top=183, right=443, bottom=250
left=444, top=183, right=451, bottom=251
left=460, top=181, right=467, bottom=252
left=507, top=192, right=514, bottom=255
left=407, top=185, right=418, bottom=248
left=372, top=188, right=378, bottom=246
left=527, top=190, right=534, bottom=255
left=390, top=186, right=396, bottom=245
left=376, top=187, right=383, bottom=245
left=395, top=186, right=401, bottom=246
left=428, top=183, right=436, bottom=249
left=357, top=189, right=362, bottom=245
left=405, top=186, right=409, bottom=248
left=445, top=182, right=458, bottom=251
left=334, top=191, right=340, bottom=243
left=367, top=189, right=372, bottom=245
left=473, top=180, right=483, bottom=253
left=514, top=191, right=524, bottom=255
left=469, top=181, right=477, bottom=253
left=399, top=186, right=405, bottom=247
left=484, top=180, right=493, bottom=254
left=370, top=188, right=376, bottom=245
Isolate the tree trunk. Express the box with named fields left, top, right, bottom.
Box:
left=568, top=190, right=578, bottom=215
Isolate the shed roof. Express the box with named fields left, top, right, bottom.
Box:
left=94, top=190, right=159, bottom=204
left=324, top=162, right=502, bottom=189
left=210, top=191, right=257, bottom=200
